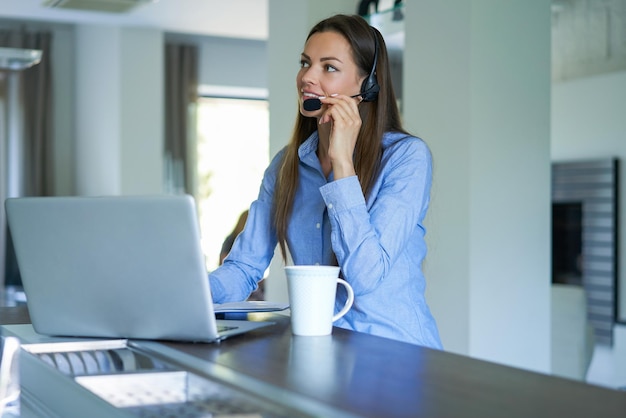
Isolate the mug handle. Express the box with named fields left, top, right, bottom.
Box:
left=332, top=279, right=354, bottom=322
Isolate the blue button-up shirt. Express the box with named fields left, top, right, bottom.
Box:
left=210, top=131, right=443, bottom=349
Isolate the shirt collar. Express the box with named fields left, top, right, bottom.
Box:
left=298, top=131, right=320, bottom=167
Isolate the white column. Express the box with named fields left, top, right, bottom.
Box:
left=265, top=0, right=356, bottom=302
left=75, top=25, right=164, bottom=196
left=406, top=0, right=552, bottom=372
left=119, top=28, right=164, bottom=195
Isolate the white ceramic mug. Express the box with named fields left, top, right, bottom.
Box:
left=285, top=265, right=354, bottom=336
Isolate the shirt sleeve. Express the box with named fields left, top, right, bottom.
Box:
left=208, top=149, right=284, bottom=303
left=319, top=137, right=432, bottom=295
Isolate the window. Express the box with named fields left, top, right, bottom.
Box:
left=196, top=95, right=269, bottom=270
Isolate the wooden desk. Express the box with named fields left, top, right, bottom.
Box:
left=2, top=307, right=625, bottom=417
left=160, top=312, right=626, bottom=418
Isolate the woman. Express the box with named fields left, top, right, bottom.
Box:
left=210, top=14, right=442, bottom=349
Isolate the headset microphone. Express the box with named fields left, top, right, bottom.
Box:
left=302, top=28, right=380, bottom=112
left=303, top=94, right=359, bottom=111
left=303, top=98, right=323, bottom=111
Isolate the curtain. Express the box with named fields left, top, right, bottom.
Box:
left=164, top=43, right=198, bottom=195
left=0, top=28, right=53, bottom=292
left=0, top=29, right=54, bottom=197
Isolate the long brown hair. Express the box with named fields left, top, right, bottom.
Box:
left=273, top=14, right=407, bottom=261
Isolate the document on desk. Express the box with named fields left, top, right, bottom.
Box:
left=213, top=301, right=289, bottom=314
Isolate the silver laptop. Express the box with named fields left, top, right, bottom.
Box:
left=4, top=194, right=271, bottom=342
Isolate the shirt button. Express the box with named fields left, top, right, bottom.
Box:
left=328, top=203, right=333, bottom=209
left=316, top=223, right=321, bottom=229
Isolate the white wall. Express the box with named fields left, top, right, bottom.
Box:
left=119, top=27, right=164, bottom=195
left=552, top=70, right=626, bottom=324
left=552, top=69, right=626, bottom=387
left=49, top=24, right=75, bottom=196
left=407, top=0, right=551, bottom=373
left=166, top=33, right=267, bottom=90
left=74, top=25, right=164, bottom=196
left=74, top=25, right=122, bottom=195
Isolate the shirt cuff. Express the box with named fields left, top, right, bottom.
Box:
left=319, top=175, right=366, bottom=212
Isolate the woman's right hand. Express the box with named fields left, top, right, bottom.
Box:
left=319, top=94, right=362, bottom=179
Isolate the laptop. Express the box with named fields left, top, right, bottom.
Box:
left=4, top=194, right=272, bottom=343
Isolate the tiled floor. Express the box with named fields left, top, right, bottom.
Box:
left=586, top=325, right=626, bottom=390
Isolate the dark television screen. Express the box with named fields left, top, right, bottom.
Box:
left=552, top=202, right=583, bottom=286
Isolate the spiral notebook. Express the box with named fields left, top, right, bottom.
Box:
left=5, top=194, right=274, bottom=342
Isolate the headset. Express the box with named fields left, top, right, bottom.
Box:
left=359, top=27, right=380, bottom=102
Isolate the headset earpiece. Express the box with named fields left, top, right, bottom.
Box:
left=360, top=28, right=380, bottom=102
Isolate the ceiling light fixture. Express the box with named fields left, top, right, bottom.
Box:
left=42, top=0, right=157, bottom=14
left=0, top=47, right=43, bottom=71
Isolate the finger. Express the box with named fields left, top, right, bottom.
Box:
left=332, top=102, right=362, bottom=128
left=321, top=95, right=360, bottom=117
left=327, top=105, right=352, bottom=126
left=321, top=93, right=361, bottom=108
left=319, top=94, right=361, bottom=125
left=320, top=104, right=349, bottom=126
